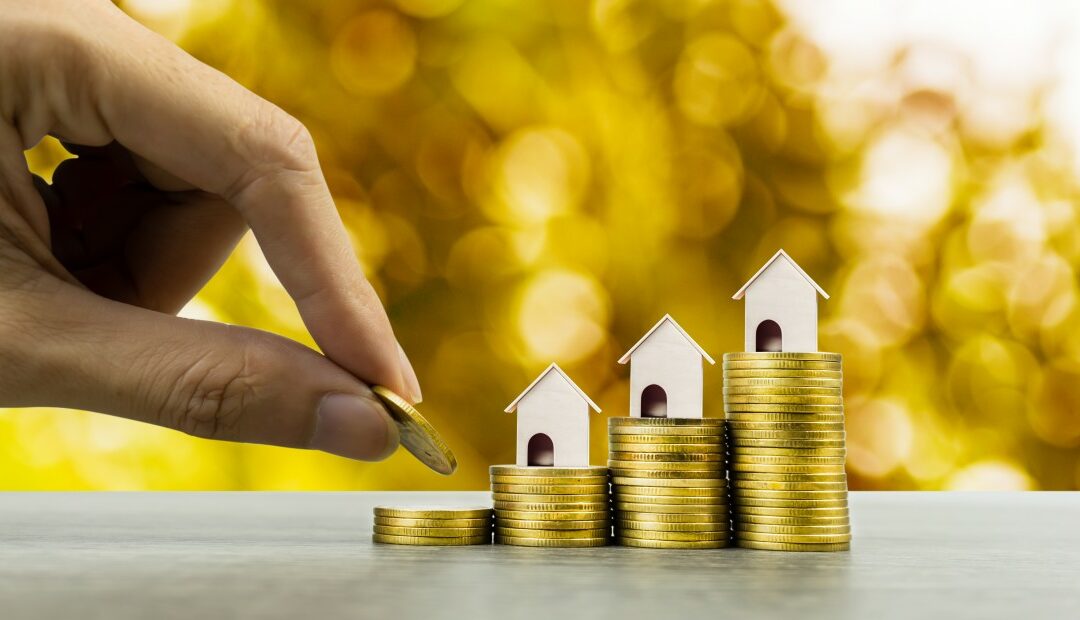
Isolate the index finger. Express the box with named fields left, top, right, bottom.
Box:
left=62, top=4, right=419, bottom=400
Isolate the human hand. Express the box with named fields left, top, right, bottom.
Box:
left=0, top=0, right=422, bottom=461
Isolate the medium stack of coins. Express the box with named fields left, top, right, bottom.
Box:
left=723, top=352, right=851, bottom=552
left=608, top=418, right=730, bottom=549
left=490, top=465, right=611, bottom=547
left=372, top=506, right=493, bottom=545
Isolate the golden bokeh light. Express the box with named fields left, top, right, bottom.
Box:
left=6, top=0, right=1080, bottom=490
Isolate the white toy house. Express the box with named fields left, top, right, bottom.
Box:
left=504, top=363, right=600, bottom=466
left=618, top=315, right=714, bottom=419
left=732, top=249, right=829, bottom=353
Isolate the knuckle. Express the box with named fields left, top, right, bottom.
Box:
left=225, top=105, right=320, bottom=204
left=162, top=342, right=260, bottom=440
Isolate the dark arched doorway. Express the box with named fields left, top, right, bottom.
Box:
left=527, top=433, right=554, bottom=466
left=641, top=384, right=668, bottom=418
left=756, top=320, right=782, bottom=352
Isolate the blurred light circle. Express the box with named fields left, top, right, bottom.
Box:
left=394, top=0, right=464, bottom=19
left=331, top=10, right=417, bottom=96
left=490, top=128, right=590, bottom=225
left=675, top=33, right=765, bottom=127
left=839, top=256, right=924, bottom=347
left=944, top=460, right=1034, bottom=491
left=846, top=399, right=913, bottom=478
left=1028, top=360, right=1080, bottom=449
left=515, top=269, right=610, bottom=364
left=591, top=0, right=659, bottom=53
left=845, top=127, right=954, bottom=225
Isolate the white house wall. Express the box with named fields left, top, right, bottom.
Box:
left=628, top=321, right=704, bottom=419
left=515, top=372, right=591, bottom=466
left=743, top=259, right=819, bottom=352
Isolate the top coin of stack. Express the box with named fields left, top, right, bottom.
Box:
left=490, top=465, right=610, bottom=547
left=608, top=418, right=730, bottom=549
left=723, top=352, right=850, bottom=552
left=373, top=506, right=493, bottom=545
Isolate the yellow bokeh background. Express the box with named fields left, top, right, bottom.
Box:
left=7, top=0, right=1080, bottom=490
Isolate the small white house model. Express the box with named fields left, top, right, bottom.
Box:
left=618, top=315, right=715, bottom=419
left=732, top=249, right=829, bottom=353
left=504, top=363, right=600, bottom=467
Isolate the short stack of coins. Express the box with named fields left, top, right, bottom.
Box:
left=723, top=352, right=851, bottom=552
left=373, top=506, right=493, bottom=545
left=608, top=418, right=730, bottom=549
left=490, top=465, right=611, bottom=547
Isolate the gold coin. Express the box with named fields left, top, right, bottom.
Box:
left=609, top=434, right=724, bottom=444
left=723, top=352, right=842, bottom=362
left=490, top=483, right=609, bottom=494
left=495, top=526, right=610, bottom=539
left=729, top=454, right=846, bottom=464
left=723, top=369, right=842, bottom=379
left=729, top=440, right=847, bottom=449
left=729, top=463, right=847, bottom=475
left=609, top=418, right=726, bottom=428
left=492, top=492, right=609, bottom=504
left=608, top=470, right=723, bottom=481
left=494, top=501, right=609, bottom=512
left=735, top=514, right=849, bottom=526
left=609, top=451, right=724, bottom=462
left=490, top=475, right=608, bottom=486
left=616, top=519, right=729, bottom=533
left=737, top=540, right=850, bottom=552
left=618, top=511, right=729, bottom=523
left=607, top=460, right=722, bottom=472
left=614, top=502, right=728, bottom=514
left=735, top=497, right=849, bottom=508
left=374, top=516, right=491, bottom=528
left=495, top=535, right=608, bottom=548
left=726, top=413, right=844, bottom=423
left=732, top=481, right=848, bottom=492
left=728, top=421, right=845, bottom=431
left=494, top=509, right=609, bottom=521
left=614, top=485, right=727, bottom=497
left=730, top=446, right=846, bottom=457
left=373, top=525, right=490, bottom=538
left=726, top=404, right=844, bottom=413
left=371, top=386, right=457, bottom=476
left=489, top=465, right=608, bottom=477
left=735, top=523, right=851, bottom=535
left=737, top=506, right=848, bottom=518
left=723, top=386, right=841, bottom=396
left=613, top=493, right=728, bottom=506
left=723, top=360, right=841, bottom=371
left=617, top=529, right=729, bottom=542
left=609, top=443, right=725, bottom=454
left=724, top=377, right=843, bottom=388
left=617, top=537, right=728, bottom=549
left=724, top=396, right=844, bottom=406
left=730, top=429, right=846, bottom=439
left=373, top=533, right=489, bottom=546
left=734, top=489, right=849, bottom=500
left=738, top=532, right=851, bottom=544
left=373, top=506, right=492, bottom=520
left=612, top=476, right=725, bottom=487
left=609, top=429, right=727, bottom=439
left=731, top=472, right=847, bottom=482
left=497, top=518, right=610, bottom=531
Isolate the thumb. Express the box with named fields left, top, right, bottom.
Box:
left=4, top=276, right=400, bottom=461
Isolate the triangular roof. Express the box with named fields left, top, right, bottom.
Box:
left=504, top=363, right=601, bottom=413
left=732, top=249, right=829, bottom=300
left=617, top=314, right=716, bottom=365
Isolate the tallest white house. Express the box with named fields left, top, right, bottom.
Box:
left=732, top=250, right=829, bottom=353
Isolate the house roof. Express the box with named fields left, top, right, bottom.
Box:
left=504, top=363, right=602, bottom=414
left=617, top=314, right=715, bottom=365
left=732, top=249, right=830, bottom=300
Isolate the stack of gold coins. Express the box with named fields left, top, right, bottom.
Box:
left=490, top=465, right=610, bottom=547
left=372, top=506, right=493, bottom=545
left=608, top=418, right=730, bottom=549
left=723, top=352, right=850, bottom=552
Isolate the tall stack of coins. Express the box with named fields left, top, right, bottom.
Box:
left=723, top=352, right=851, bottom=552
left=608, top=418, right=730, bottom=549
left=490, top=465, right=611, bottom=547
left=372, top=506, right=493, bottom=545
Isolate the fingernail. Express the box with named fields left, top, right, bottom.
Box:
left=310, top=393, right=400, bottom=461
left=398, top=343, right=423, bottom=404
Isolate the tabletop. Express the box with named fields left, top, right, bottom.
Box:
left=0, top=491, right=1076, bottom=619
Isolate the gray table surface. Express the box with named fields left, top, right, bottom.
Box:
left=0, top=492, right=1076, bottom=620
